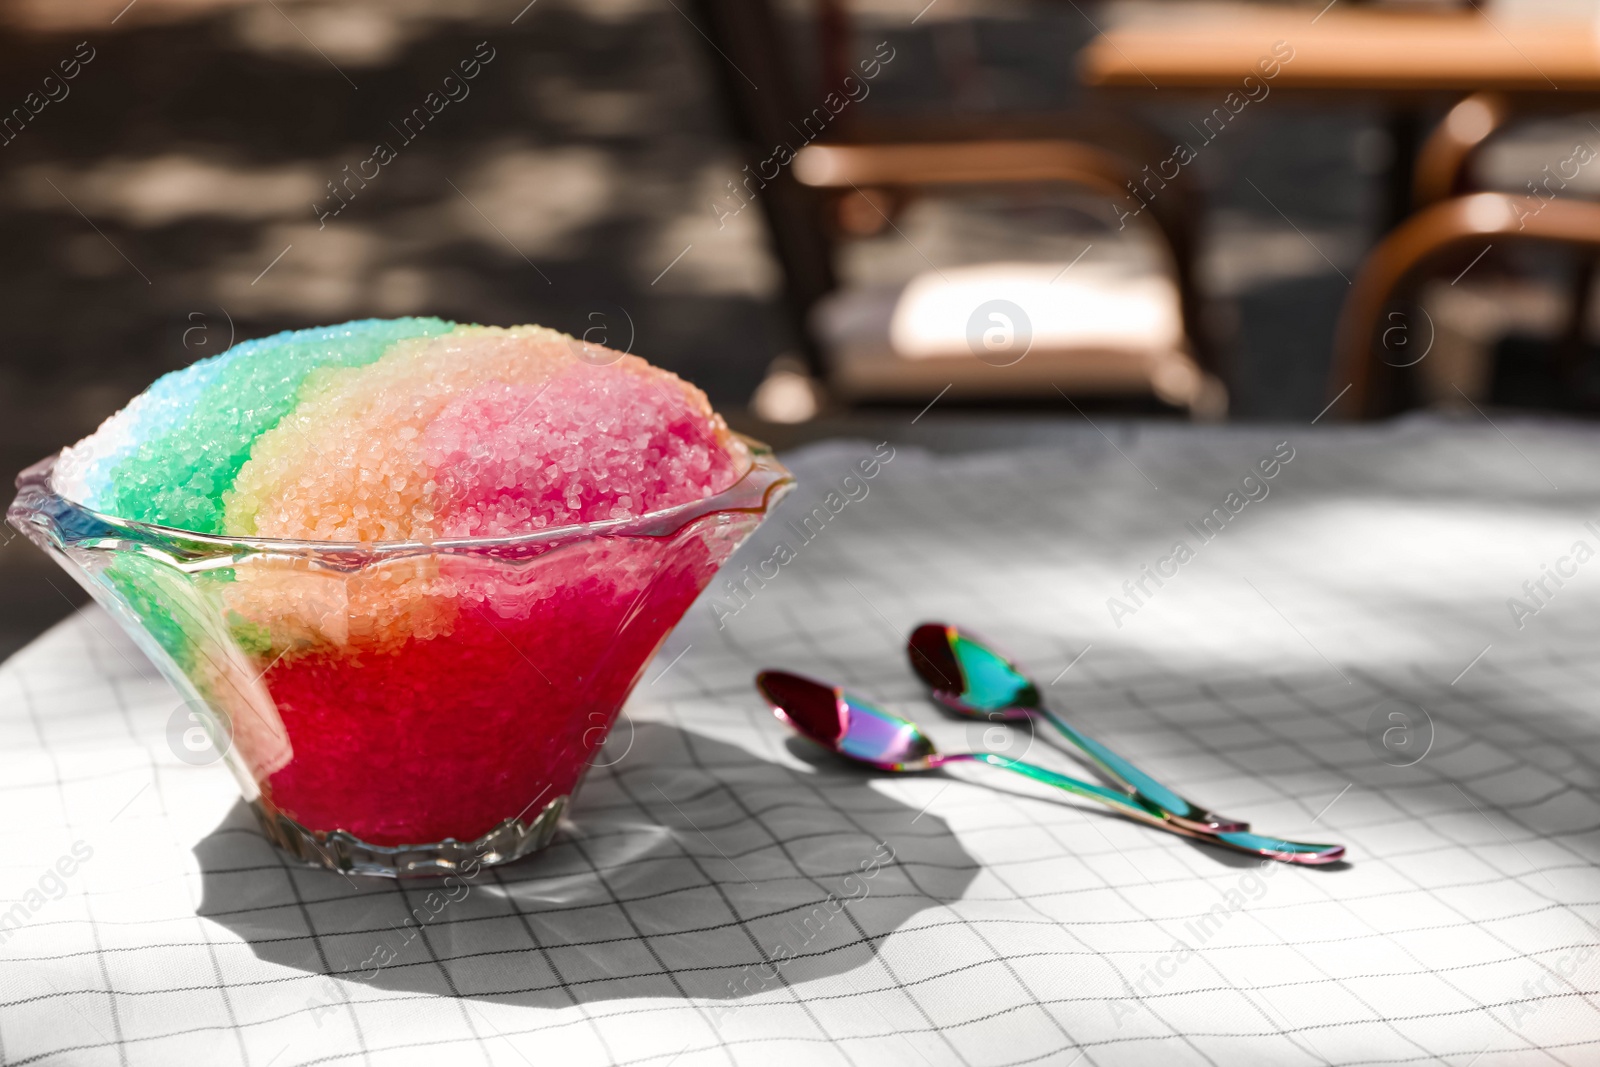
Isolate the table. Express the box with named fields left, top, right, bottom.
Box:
left=3, top=419, right=1599, bottom=1065
left=1080, top=3, right=1600, bottom=229
left=1081, top=5, right=1600, bottom=93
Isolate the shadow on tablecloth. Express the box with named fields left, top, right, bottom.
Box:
left=192, top=721, right=978, bottom=1008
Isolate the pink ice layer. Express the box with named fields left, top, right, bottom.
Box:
left=423, top=371, right=742, bottom=538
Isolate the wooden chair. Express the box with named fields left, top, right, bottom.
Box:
left=1332, top=95, right=1600, bottom=419
left=685, top=0, right=1221, bottom=419
left=1330, top=193, right=1600, bottom=418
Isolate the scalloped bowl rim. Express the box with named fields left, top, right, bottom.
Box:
left=12, top=433, right=793, bottom=562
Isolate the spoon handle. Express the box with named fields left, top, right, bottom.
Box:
left=933, top=751, right=1167, bottom=818
left=935, top=752, right=1344, bottom=865
left=1037, top=707, right=1249, bottom=834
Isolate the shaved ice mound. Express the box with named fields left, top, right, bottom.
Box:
left=29, top=318, right=783, bottom=863
left=62, top=318, right=749, bottom=540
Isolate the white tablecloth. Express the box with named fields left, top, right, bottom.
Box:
left=3, top=418, right=1598, bottom=1066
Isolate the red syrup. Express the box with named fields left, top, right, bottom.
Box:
left=250, top=533, right=722, bottom=847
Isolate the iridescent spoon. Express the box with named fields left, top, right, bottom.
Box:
left=755, top=670, right=1344, bottom=865
left=908, top=623, right=1249, bottom=835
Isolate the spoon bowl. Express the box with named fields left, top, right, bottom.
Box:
left=755, top=670, right=937, bottom=770
left=908, top=622, right=1250, bottom=835
left=908, top=621, right=1040, bottom=720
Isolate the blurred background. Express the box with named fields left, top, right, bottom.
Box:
left=7, top=0, right=1600, bottom=656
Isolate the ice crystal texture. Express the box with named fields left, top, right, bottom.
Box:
left=58, top=319, right=749, bottom=540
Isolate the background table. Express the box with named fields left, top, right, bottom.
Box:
left=3, top=419, right=1599, bottom=1065
left=1080, top=5, right=1600, bottom=93
left=1080, top=2, right=1600, bottom=229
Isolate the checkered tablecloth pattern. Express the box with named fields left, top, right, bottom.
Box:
left=3, top=418, right=1599, bottom=1066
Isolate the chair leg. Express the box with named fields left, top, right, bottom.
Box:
left=1382, top=106, right=1424, bottom=232
left=1557, top=252, right=1597, bottom=392
left=685, top=0, right=838, bottom=380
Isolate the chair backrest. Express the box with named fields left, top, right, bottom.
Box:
left=1412, top=93, right=1512, bottom=209
left=685, top=0, right=1212, bottom=377
left=1331, top=192, right=1600, bottom=417
left=796, top=140, right=1139, bottom=196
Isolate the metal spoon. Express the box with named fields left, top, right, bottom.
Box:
left=908, top=623, right=1249, bottom=835
left=755, top=670, right=1344, bottom=865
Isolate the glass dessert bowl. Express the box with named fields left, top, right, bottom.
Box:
left=9, top=438, right=792, bottom=877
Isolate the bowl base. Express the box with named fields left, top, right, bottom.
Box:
left=252, top=794, right=569, bottom=878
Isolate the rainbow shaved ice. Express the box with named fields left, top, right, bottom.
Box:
left=59, top=319, right=747, bottom=539
left=52, top=319, right=760, bottom=849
